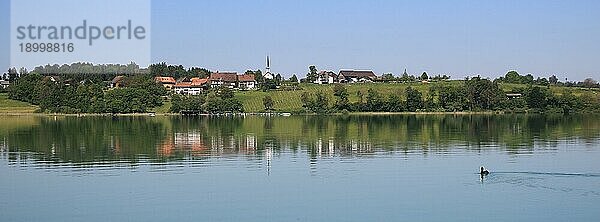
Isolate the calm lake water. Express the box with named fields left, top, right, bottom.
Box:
left=1, top=115, right=600, bottom=221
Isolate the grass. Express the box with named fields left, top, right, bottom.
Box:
left=238, top=81, right=462, bottom=112
left=0, top=93, right=39, bottom=113
left=2, top=81, right=598, bottom=114
left=152, top=99, right=172, bottom=114
left=237, top=81, right=600, bottom=113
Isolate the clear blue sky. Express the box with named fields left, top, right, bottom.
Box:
left=2, top=0, right=600, bottom=80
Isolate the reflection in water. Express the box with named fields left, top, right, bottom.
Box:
left=0, top=115, right=599, bottom=170
left=2, top=115, right=600, bottom=222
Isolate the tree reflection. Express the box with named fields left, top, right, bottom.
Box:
left=0, top=114, right=599, bottom=166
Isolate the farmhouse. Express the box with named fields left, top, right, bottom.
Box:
left=237, top=74, right=256, bottom=90
left=111, top=76, right=125, bottom=88
left=154, top=76, right=176, bottom=90
left=0, top=80, right=9, bottom=89
left=209, top=72, right=238, bottom=89
left=174, top=77, right=208, bottom=95
left=338, top=70, right=377, bottom=83
left=315, top=71, right=337, bottom=84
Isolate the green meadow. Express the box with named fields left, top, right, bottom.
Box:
left=235, top=81, right=599, bottom=113
left=0, top=93, right=39, bottom=113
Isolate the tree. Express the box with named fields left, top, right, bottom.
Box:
left=438, top=85, right=467, bottom=111
left=300, top=91, right=329, bottom=113
left=263, top=95, right=274, bottom=111
left=464, top=77, right=504, bottom=110
left=261, top=79, right=277, bottom=91
left=251, top=69, right=264, bottom=83
left=8, top=68, right=18, bottom=82
left=386, top=92, right=404, bottom=112
left=583, top=78, right=598, bottom=88
left=424, top=87, right=438, bottom=110
left=313, top=91, right=330, bottom=113
left=535, top=77, right=549, bottom=86
left=275, top=74, right=283, bottom=85
left=526, top=86, right=550, bottom=110
left=420, top=72, right=429, bottom=81
left=218, top=86, right=234, bottom=99
left=306, top=65, right=318, bottom=83
left=549, top=75, right=559, bottom=84
left=8, top=72, right=42, bottom=104
left=504, top=71, right=521, bottom=83
left=333, top=84, right=349, bottom=111
left=405, top=86, right=423, bottom=112
left=203, top=91, right=222, bottom=113
left=366, top=88, right=384, bottom=111
left=289, top=74, right=298, bottom=83
left=300, top=92, right=311, bottom=109
left=381, top=73, right=395, bottom=80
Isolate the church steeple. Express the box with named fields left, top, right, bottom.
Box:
left=263, top=55, right=274, bottom=80
left=266, top=56, right=270, bottom=73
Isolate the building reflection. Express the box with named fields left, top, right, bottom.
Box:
left=0, top=114, right=598, bottom=168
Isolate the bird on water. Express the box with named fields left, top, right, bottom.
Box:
left=480, top=167, right=489, bottom=176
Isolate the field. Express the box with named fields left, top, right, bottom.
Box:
left=1, top=82, right=598, bottom=114
left=0, top=93, right=39, bottom=113
left=236, top=81, right=599, bottom=113
left=236, top=82, right=462, bottom=113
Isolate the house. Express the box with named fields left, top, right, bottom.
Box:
left=0, top=80, right=9, bottom=89
left=506, top=93, right=523, bottom=99
left=111, top=75, right=125, bottom=88
left=174, top=77, right=209, bottom=95
left=209, top=72, right=238, bottom=89
left=155, top=76, right=176, bottom=90
left=338, top=70, right=377, bottom=83
left=79, top=79, right=94, bottom=85
left=315, top=71, right=337, bottom=84
left=238, top=74, right=256, bottom=90
left=42, top=76, right=61, bottom=83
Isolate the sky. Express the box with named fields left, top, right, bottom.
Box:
left=2, top=0, right=600, bottom=80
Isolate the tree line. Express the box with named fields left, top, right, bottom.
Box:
left=298, top=77, right=600, bottom=114
left=8, top=72, right=166, bottom=113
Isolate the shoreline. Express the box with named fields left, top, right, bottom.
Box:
left=0, top=111, right=567, bottom=117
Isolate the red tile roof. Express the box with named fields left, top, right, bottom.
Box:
left=174, top=78, right=208, bottom=88
left=238, top=74, right=255, bottom=82
left=155, top=76, right=176, bottom=84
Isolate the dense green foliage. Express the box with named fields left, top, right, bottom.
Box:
left=299, top=77, right=600, bottom=114
left=3, top=63, right=599, bottom=114
left=7, top=72, right=165, bottom=113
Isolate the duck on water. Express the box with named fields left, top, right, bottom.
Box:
left=480, top=167, right=489, bottom=176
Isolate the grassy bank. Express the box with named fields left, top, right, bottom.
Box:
left=2, top=82, right=598, bottom=114
left=0, top=93, right=39, bottom=113
left=236, top=81, right=599, bottom=113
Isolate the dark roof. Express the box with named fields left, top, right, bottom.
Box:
left=42, top=76, right=61, bottom=82
left=210, top=72, right=238, bottom=82
left=338, top=70, right=377, bottom=78
left=111, top=76, right=125, bottom=84
left=319, top=71, right=337, bottom=77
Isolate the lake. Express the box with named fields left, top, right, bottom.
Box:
left=1, top=114, right=599, bottom=221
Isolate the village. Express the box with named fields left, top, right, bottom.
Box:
left=107, top=57, right=399, bottom=95
left=143, top=69, right=381, bottom=95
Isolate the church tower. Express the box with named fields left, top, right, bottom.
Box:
left=263, top=55, right=274, bottom=79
